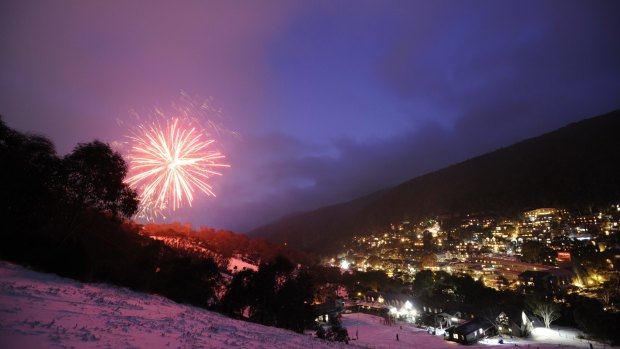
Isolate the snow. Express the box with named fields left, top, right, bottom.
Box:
left=228, top=257, right=258, bottom=273
left=0, top=262, right=340, bottom=349
left=341, top=312, right=604, bottom=349
left=0, top=261, right=606, bottom=349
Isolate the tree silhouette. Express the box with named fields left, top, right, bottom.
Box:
left=413, top=270, right=434, bottom=299
left=528, top=298, right=561, bottom=328
left=274, top=270, right=316, bottom=333
left=0, top=117, right=59, bottom=231
left=61, top=141, right=138, bottom=219
left=220, top=256, right=316, bottom=333
left=156, top=255, right=220, bottom=306
left=220, top=269, right=255, bottom=318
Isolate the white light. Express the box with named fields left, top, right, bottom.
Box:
left=340, top=260, right=350, bottom=270
left=532, top=327, right=556, bottom=338
left=405, top=300, right=412, bottom=310
left=390, top=307, right=397, bottom=314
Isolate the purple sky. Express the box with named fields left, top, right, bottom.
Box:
left=2, top=1, right=620, bottom=233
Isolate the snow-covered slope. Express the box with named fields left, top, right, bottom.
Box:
left=340, top=312, right=597, bottom=349
left=0, top=262, right=600, bottom=349
left=0, top=262, right=340, bottom=349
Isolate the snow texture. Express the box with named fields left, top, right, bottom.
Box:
left=0, top=262, right=605, bottom=348
left=341, top=311, right=605, bottom=349
left=227, top=257, right=258, bottom=274
left=0, top=262, right=339, bottom=349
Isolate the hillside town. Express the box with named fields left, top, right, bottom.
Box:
left=119, top=205, right=620, bottom=346
left=297, top=205, right=616, bottom=346
left=331, top=205, right=620, bottom=305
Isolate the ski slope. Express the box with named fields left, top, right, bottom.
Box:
left=0, top=262, right=602, bottom=348
left=0, top=262, right=339, bottom=349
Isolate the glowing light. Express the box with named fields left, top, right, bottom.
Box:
left=340, top=260, right=350, bottom=270
left=125, top=118, right=229, bottom=219
left=531, top=326, right=558, bottom=340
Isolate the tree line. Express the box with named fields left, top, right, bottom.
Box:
left=0, top=117, right=316, bottom=334
left=142, top=223, right=314, bottom=265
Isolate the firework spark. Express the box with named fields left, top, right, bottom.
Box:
left=125, top=118, right=229, bottom=219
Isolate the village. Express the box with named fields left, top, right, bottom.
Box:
left=333, top=206, right=619, bottom=304
left=309, top=205, right=620, bottom=346
left=313, top=289, right=609, bottom=348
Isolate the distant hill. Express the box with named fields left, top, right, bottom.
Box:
left=141, top=222, right=314, bottom=265
left=251, top=109, right=620, bottom=253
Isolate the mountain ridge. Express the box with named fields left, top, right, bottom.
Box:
left=251, top=109, right=620, bottom=253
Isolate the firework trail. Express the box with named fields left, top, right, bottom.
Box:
left=121, top=94, right=233, bottom=221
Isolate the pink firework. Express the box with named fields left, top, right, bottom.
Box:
left=125, top=118, right=229, bottom=218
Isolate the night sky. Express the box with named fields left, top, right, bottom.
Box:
left=2, top=1, right=619, bottom=233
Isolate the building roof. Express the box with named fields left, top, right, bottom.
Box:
left=365, top=291, right=412, bottom=303
left=450, top=318, right=493, bottom=335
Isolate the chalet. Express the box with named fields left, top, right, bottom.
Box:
left=417, top=303, right=475, bottom=329
left=437, top=310, right=466, bottom=329
left=445, top=318, right=495, bottom=345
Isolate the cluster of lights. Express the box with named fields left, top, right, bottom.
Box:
left=339, top=205, right=619, bottom=298
left=389, top=300, right=418, bottom=322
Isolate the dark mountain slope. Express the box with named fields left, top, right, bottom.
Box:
left=251, top=109, right=620, bottom=253
left=251, top=189, right=389, bottom=248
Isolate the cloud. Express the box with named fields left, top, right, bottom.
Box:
left=374, top=0, right=620, bottom=155
left=2, top=1, right=619, bottom=233
left=0, top=0, right=299, bottom=153
left=192, top=120, right=465, bottom=231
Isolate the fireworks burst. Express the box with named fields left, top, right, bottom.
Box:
left=125, top=117, right=229, bottom=220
